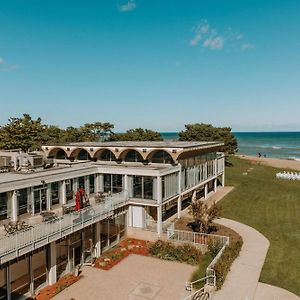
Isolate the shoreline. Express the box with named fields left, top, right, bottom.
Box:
left=235, top=154, right=300, bottom=171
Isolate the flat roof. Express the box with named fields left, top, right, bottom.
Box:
left=44, top=141, right=223, bottom=149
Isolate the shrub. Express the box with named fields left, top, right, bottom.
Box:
left=149, top=240, right=202, bottom=265
left=207, top=239, right=224, bottom=257
left=213, top=239, right=243, bottom=289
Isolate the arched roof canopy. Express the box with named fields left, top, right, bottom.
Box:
left=146, top=150, right=174, bottom=164
left=93, top=149, right=116, bottom=161
left=48, top=147, right=68, bottom=159
left=120, top=149, right=144, bottom=162
left=69, top=148, right=91, bottom=161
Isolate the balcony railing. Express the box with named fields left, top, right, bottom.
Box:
left=0, top=191, right=129, bottom=264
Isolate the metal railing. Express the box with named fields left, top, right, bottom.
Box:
left=166, top=227, right=229, bottom=298
left=167, top=228, right=229, bottom=248
left=0, top=191, right=129, bottom=264
left=182, top=287, right=210, bottom=300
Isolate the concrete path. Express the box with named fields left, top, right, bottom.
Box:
left=255, top=283, right=300, bottom=300
left=53, top=254, right=195, bottom=300
left=213, top=218, right=270, bottom=300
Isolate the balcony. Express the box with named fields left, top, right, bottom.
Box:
left=0, top=191, right=129, bottom=264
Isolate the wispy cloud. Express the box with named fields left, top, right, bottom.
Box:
left=118, top=0, right=136, bottom=12
left=241, top=43, right=255, bottom=50
left=190, top=20, right=254, bottom=51
left=0, top=56, right=19, bottom=72
left=190, top=20, right=225, bottom=50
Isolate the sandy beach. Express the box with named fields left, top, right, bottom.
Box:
left=236, top=155, right=300, bottom=171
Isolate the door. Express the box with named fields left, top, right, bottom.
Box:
left=132, top=206, right=144, bottom=228
left=74, top=246, right=82, bottom=266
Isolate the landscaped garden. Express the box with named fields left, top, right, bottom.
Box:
left=34, top=274, right=81, bottom=300
left=220, top=156, right=300, bottom=296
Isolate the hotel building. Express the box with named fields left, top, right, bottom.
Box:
left=0, top=141, right=225, bottom=299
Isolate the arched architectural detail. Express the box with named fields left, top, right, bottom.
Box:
left=69, top=148, right=92, bottom=160
left=119, top=149, right=146, bottom=162
left=93, top=149, right=117, bottom=161
left=146, top=150, right=175, bottom=164
left=47, top=147, right=68, bottom=159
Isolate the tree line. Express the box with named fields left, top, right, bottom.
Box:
left=0, top=114, right=237, bottom=153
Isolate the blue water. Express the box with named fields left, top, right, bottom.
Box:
left=161, top=131, right=300, bottom=160
left=234, top=132, right=300, bottom=160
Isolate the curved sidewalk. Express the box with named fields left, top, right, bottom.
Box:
left=213, top=218, right=270, bottom=300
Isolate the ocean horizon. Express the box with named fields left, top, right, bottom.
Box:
left=160, top=131, right=300, bottom=161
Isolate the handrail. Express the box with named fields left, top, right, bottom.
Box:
left=0, top=190, right=129, bottom=263
left=182, top=287, right=210, bottom=300
left=185, top=275, right=214, bottom=292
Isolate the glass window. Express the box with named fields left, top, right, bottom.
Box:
left=17, top=189, right=27, bottom=215
left=0, top=192, right=7, bottom=221
left=89, top=174, right=95, bottom=193
left=51, top=182, right=59, bottom=205
left=104, top=174, right=123, bottom=193
left=132, top=176, right=154, bottom=199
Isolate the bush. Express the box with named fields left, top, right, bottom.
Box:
left=207, top=239, right=224, bottom=257
left=149, top=240, right=203, bottom=265
left=214, top=239, right=243, bottom=289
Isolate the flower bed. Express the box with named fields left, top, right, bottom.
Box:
left=35, top=274, right=81, bottom=300
left=94, top=238, right=150, bottom=270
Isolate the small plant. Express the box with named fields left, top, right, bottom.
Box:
left=207, top=239, right=223, bottom=257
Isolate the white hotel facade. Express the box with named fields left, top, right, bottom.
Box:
left=0, top=141, right=225, bottom=299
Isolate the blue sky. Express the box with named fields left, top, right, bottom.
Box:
left=0, top=0, right=299, bottom=132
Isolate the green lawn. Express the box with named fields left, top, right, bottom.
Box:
left=220, top=156, right=300, bottom=296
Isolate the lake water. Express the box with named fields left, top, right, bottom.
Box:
left=161, top=131, right=300, bottom=160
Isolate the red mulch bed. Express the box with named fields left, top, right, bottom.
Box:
left=34, top=274, right=81, bottom=300
left=94, top=238, right=151, bottom=270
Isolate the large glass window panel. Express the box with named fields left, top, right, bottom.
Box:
left=17, top=189, right=27, bottom=215
left=51, top=182, right=59, bottom=205
left=89, top=174, right=95, bottom=193
left=0, top=192, right=7, bottom=221
left=144, top=177, right=153, bottom=199
left=133, top=176, right=143, bottom=198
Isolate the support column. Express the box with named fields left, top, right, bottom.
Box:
left=66, top=238, right=72, bottom=273
left=46, top=242, right=57, bottom=285
left=28, top=255, right=34, bottom=296
left=157, top=176, right=163, bottom=236
left=214, top=178, right=217, bottom=193
left=204, top=184, right=208, bottom=199
left=11, top=190, right=18, bottom=222
left=94, top=174, right=99, bottom=193
left=84, top=176, right=90, bottom=195
left=27, top=187, right=33, bottom=214
left=59, top=180, right=67, bottom=205
left=94, top=222, right=101, bottom=257
left=5, top=264, right=11, bottom=300
left=157, top=205, right=163, bottom=236
left=127, top=206, right=133, bottom=227
left=99, top=174, right=104, bottom=192
left=222, top=156, right=225, bottom=187
left=46, top=183, right=52, bottom=211
left=73, top=178, right=79, bottom=194
left=177, top=168, right=182, bottom=219
left=123, top=174, right=128, bottom=192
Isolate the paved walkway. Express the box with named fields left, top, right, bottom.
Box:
left=213, top=218, right=300, bottom=300
left=255, top=283, right=300, bottom=300
left=213, top=218, right=270, bottom=300
left=53, top=254, right=195, bottom=300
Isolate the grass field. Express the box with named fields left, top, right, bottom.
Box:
left=220, top=156, right=300, bottom=296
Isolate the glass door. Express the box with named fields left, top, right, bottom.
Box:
left=33, top=187, right=47, bottom=214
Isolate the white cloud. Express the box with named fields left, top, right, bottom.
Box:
left=190, top=20, right=224, bottom=50
left=118, top=0, right=136, bottom=12
left=0, top=57, right=4, bottom=64
left=190, top=20, right=254, bottom=52
left=241, top=43, right=255, bottom=50
left=203, top=36, right=224, bottom=50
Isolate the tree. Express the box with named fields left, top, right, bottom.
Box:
left=0, top=114, right=46, bottom=151
left=189, top=200, right=220, bottom=233
left=110, top=128, right=163, bottom=141
left=178, top=123, right=237, bottom=154
left=79, top=122, right=114, bottom=142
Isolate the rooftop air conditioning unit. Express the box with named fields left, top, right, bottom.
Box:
left=0, top=156, right=11, bottom=168
left=27, top=155, right=44, bottom=168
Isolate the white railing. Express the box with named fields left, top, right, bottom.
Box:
left=167, top=228, right=228, bottom=249
left=182, top=287, right=210, bottom=300
left=166, top=228, right=229, bottom=297
left=0, top=191, right=129, bottom=264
